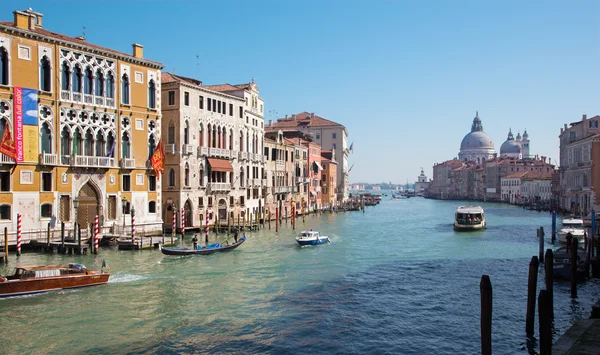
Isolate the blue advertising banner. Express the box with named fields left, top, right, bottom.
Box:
left=21, top=88, right=38, bottom=126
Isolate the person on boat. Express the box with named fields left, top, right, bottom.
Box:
left=566, top=232, right=573, bottom=254
left=192, top=235, right=198, bottom=250
left=234, top=228, right=239, bottom=243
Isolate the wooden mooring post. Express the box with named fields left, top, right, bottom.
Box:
left=3, top=227, right=8, bottom=264
left=268, top=209, right=271, bottom=230
left=480, top=274, right=492, bottom=355
left=526, top=256, right=539, bottom=337
left=544, top=248, right=554, bottom=319
left=77, top=225, right=82, bottom=255
left=275, top=207, right=279, bottom=232
left=538, top=227, right=545, bottom=263
left=551, top=211, right=557, bottom=243
left=60, top=222, right=65, bottom=253
left=571, top=237, right=578, bottom=298
left=538, top=290, right=552, bottom=355
left=46, top=222, right=51, bottom=250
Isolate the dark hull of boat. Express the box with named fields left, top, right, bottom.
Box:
left=552, top=247, right=588, bottom=280
left=0, top=273, right=110, bottom=298
left=160, top=237, right=246, bottom=256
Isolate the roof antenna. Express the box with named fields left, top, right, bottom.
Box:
left=82, top=26, right=86, bottom=40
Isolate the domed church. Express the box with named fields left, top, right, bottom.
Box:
left=500, top=128, right=522, bottom=158
left=458, top=112, right=496, bottom=164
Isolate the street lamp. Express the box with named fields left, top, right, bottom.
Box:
left=121, top=197, right=127, bottom=233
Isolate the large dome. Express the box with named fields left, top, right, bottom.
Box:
left=499, top=129, right=522, bottom=156
left=460, top=131, right=495, bottom=150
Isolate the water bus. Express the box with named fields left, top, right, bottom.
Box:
left=454, top=206, right=486, bottom=231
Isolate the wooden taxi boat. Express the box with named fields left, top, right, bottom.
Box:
left=0, top=263, right=110, bottom=298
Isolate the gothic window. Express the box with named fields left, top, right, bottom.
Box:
left=106, top=72, right=114, bottom=98
left=121, top=73, right=130, bottom=105
left=84, top=67, right=93, bottom=95
left=184, top=163, right=190, bottom=186
left=40, top=122, right=52, bottom=153
left=95, top=131, right=105, bottom=157
left=122, top=132, right=131, bottom=158
left=199, top=168, right=204, bottom=186
left=73, top=129, right=82, bottom=156
left=84, top=129, right=93, bottom=156
left=61, top=62, right=70, bottom=90
left=106, top=132, right=115, bottom=158
left=167, top=120, right=175, bottom=144
left=60, top=127, right=70, bottom=156
left=0, top=47, right=8, bottom=86
left=184, top=121, right=189, bottom=144
left=72, top=65, right=82, bottom=93
left=148, top=79, right=156, bottom=109
left=168, top=168, right=175, bottom=187
left=148, top=134, right=156, bottom=160
left=199, top=124, right=204, bottom=147
left=40, top=56, right=51, bottom=92
left=95, top=70, right=104, bottom=96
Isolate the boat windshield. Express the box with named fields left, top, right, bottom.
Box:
left=563, top=222, right=584, bottom=229
left=456, top=213, right=483, bottom=225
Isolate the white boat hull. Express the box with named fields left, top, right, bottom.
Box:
left=454, top=221, right=486, bottom=231
left=557, top=230, right=586, bottom=244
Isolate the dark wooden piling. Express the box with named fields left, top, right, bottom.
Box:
left=268, top=210, right=271, bottom=230
left=538, top=227, right=545, bottom=263
left=275, top=207, right=279, bottom=232
left=3, top=227, right=8, bottom=263
left=551, top=211, right=556, bottom=243
left=480, top=274, right=492, bottom=355
left=60, top=222, right=65, bottom=253
left=538, top=290, right=552, bottom=355
left=77, top=225, right=82, bottom=254
left=526, top=256, right=539, bottom=337
left=571, top=237, right=578, bottom=298
left=46, top=223, right=51, bottom=250
left=544, top=248, right=554, bottom=319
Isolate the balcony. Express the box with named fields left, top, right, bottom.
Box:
left=275, top=186, right=293, bottom=193
left=1, top=153, right=15, bottom=164
left=60, top=90, right=71, bottom=101
left=238, top=151, right=249, bottom=160
left=38, top=153, right=58, bottom=166
left=209, top=147, right=230, bottom=159
left=60, top=155, right=71, bottom=165
left=164, top=144, right=176, bottom=154
left=72, top=155, right=115, bottom=168
left=83, top=94, right=93, bottom=105
left=296, top=176, right=310, bottom=183
left=72, top=92, right=82, bottom=102
left=120, top=158, right=135, bottom=169
left=182, top=144, right=194, bottom=155
left=60, top=90, right=117, bottom=108
left=197, top=146, right=208, bottom=158
left=276, top=161, right=285, bottom=171
left=94, top=97, right=105, bottom=106
left=209, top=182, right=231, bottom=191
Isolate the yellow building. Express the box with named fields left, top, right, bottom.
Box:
left=0, top=8, right=164, bottom=236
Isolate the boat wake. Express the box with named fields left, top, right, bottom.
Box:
left=109, top=273, right=147, bottom=283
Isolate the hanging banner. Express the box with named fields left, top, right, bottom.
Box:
left=13, top=87, right=24, bottom=162
left=13, top=87, right=39, bottom=162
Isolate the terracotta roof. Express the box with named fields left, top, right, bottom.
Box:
left=503, top=171, right=529, bottom=179
left=203, top=84, right=244, bottom=93
left=270, top=112, right=344, bottom=129
left=162, top=72, right=202, bottom=86
left=263, top=137, right=276, bottom=143
left=523, top=172, right=552, bottom=181
left=0, top=21, right=163, bottom=68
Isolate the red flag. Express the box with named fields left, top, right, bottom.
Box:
left=0, top=124, right=17, bottom=174
left=150, top=140, right=166, bottom=177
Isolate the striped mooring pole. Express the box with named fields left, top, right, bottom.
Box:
left=131, top=210, right=136, bottom=243
left=181, top=208, right=185, bottom=238
left=172, top=211, right=176, bottom=243
left=94, top=215, right=99, bottom=254
left=205, top=209, right=209, bottom=244
left=17, top=213, right=22, bottom=256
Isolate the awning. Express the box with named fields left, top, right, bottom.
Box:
left=313, top=161, right=323, bottom=171
left=310, top=191, right=317, bottom=196
left=207, top=158, right=233, bottom=172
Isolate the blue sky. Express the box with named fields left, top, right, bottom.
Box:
left=5, top=0, right=599, bottom=183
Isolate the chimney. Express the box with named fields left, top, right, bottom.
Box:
left=268, top=120, right=272, bottom=127
left=13, top=10, right=30, bottom=30
left=24, top=8, right=43, bottom=29
left=285, top=114, right=288, bottom=119
left=132, top=43, right=144, bottom=58
left=564, top=124, right=567, bottom=130
left=311, top=112, right=315, bottom=118
left=583, top=114, right=587, bottom=121
left=560, top=128, right=563, bottom=134
left=291, top=114, right=296, bottom=120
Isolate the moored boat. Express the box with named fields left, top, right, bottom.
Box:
left=296, top=230, right=330, bottom=246
left=552, top=246, right=588, bottom=280
left=0, top=263, right=110, bottom=298
left=557, top=217, right=586, bottom=245
left=454, top=206, right=486, bottom=231
left=159, top=235, right=246, bottom=255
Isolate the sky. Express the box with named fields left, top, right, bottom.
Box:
left=4, top=0, right=599, bottom=184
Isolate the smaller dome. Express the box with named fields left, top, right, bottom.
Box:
left=516, top=132, right=522, bottom=141
left=523, top=129, right=529, bottom=139
left=500, top=129, right=522, bottom=155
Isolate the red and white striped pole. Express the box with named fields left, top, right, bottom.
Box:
left=131, top=209, right=136, bottom=243
left=172, top=210, right=176, bottom=243
left=181, top=208, right=185, bottom=239
left=94, top=215, right=99, bottom=254
left=205, top=209, right=209, bottom=244
left=17, top=213, right=22, bottom=256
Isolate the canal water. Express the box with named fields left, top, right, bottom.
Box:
left=2, top=195, right=600, bottom=354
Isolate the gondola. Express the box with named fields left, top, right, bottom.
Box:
left=159, top=236, right=246, bottom=256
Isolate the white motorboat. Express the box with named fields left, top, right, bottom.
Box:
left=557, top=217, right=586, bottom=245
left=295, top=230, right=330, bottom=246
left=454, top=206, right=486, bottom=231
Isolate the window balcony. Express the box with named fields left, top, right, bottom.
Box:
left=39, top=153, right=58, bottom=166
left=84, top=94, right=93, bottom=104
left=106, top=98, right=115, bottom=107
left=119, top=158, right=135, bottom=169
left=72, top=155, right=115, bottom=168
left=60, top=90, right=116, bottom=108
left=60, top=90, right=71, bottom=101
left=182, top=144, right=194, bottom=155
left=95, top=97, right=105, bottom=106
left=60, top=155, right=71, bottom=165
left=197, top=146, right=208, bottom=158
left=1, top=153, right=15, bottom=164
left=164, top=144, right=176, bottom=154
left=72, top=92, right=82, bottom=102
left=209, top=182, right=231, bottom=191
left=275, top=186, right=293, bottom=193
left=238, top=151, right=248, bottom=160
left=209, top=147, right=231, bottom=159
left=253, top=178, right=261, bottom=186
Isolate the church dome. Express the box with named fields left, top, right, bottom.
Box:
left=459, top=112, right=494, bottom=150
left=500, top=129, right=522, bottom=155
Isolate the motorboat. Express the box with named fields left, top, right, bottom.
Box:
left=557, top=217, right=586, bottom=245
left=159, top=235, right=246, bottom=255
left=0, top=263, right=110, bottom=298
left=454, top=206, right=486, bottom=231
left=296, top=230, right=330, bottom=246
left=552, top=246, right=588, bottom=280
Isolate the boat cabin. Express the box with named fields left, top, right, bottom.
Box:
left=6, top=264, right=88, bottom=281
left=298, top=231, right=320, bottom=239
left=455, top=206, right=485, bottom=226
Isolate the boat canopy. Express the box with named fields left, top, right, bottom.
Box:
left=456, top=206, right=484, bottom=214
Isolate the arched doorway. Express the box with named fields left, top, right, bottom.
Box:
left=184, top=199, right=193, bottom=228
left=218, top=199, right=227, bottom=220
left=77, top=182, right=100, bottom=229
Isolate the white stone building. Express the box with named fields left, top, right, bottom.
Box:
left=500, top=172, right=526, bottom=204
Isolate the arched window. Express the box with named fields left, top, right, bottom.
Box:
left=106, top=132, right=115, bottom=158
left=148, top=79, right=156, bottom=108
left=60, top=127, right=70, bottom=156
left=0, top=47, right=8, bottom=86
left=167, top=120, right=175, bottom=144
left=121, top=74, right=130, bottom=105
left=40, top=122, right=52, bottom=153
left=184, top=163, right=190, bottom=186
left=148, top=135, right=156, bottom=160
left=84, top=129, right=93, bottom=156
left=199, top=124, right=204, bottom=147
left=40, top=56, right=51, bottom=92
left=148, top=201, right=156, bottom=214
left=106, top=72, right=114, bottom=98
left=168, top=168, right=175, bottom=187
left=84, top=67, right=93, bottom=95
left=61, top=62, right=70, bottom=90
left=95, top=131, right=105, bottom=156
left=240, top=168, right=245, bottom=187
left=72, top=65, right=82, bottom=93
left=73, top=129, right=82, bottom=157
left=95, top=70, right=104, bottom=96
left=199, top=167, right=204, bottom=186
left=184, top=121, right=189, bottom=144
left=121, top=132, right=131, bottom=158
left=0, top=118, right=6, bottom=141
left=41, top=203, right=53, bottom=218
